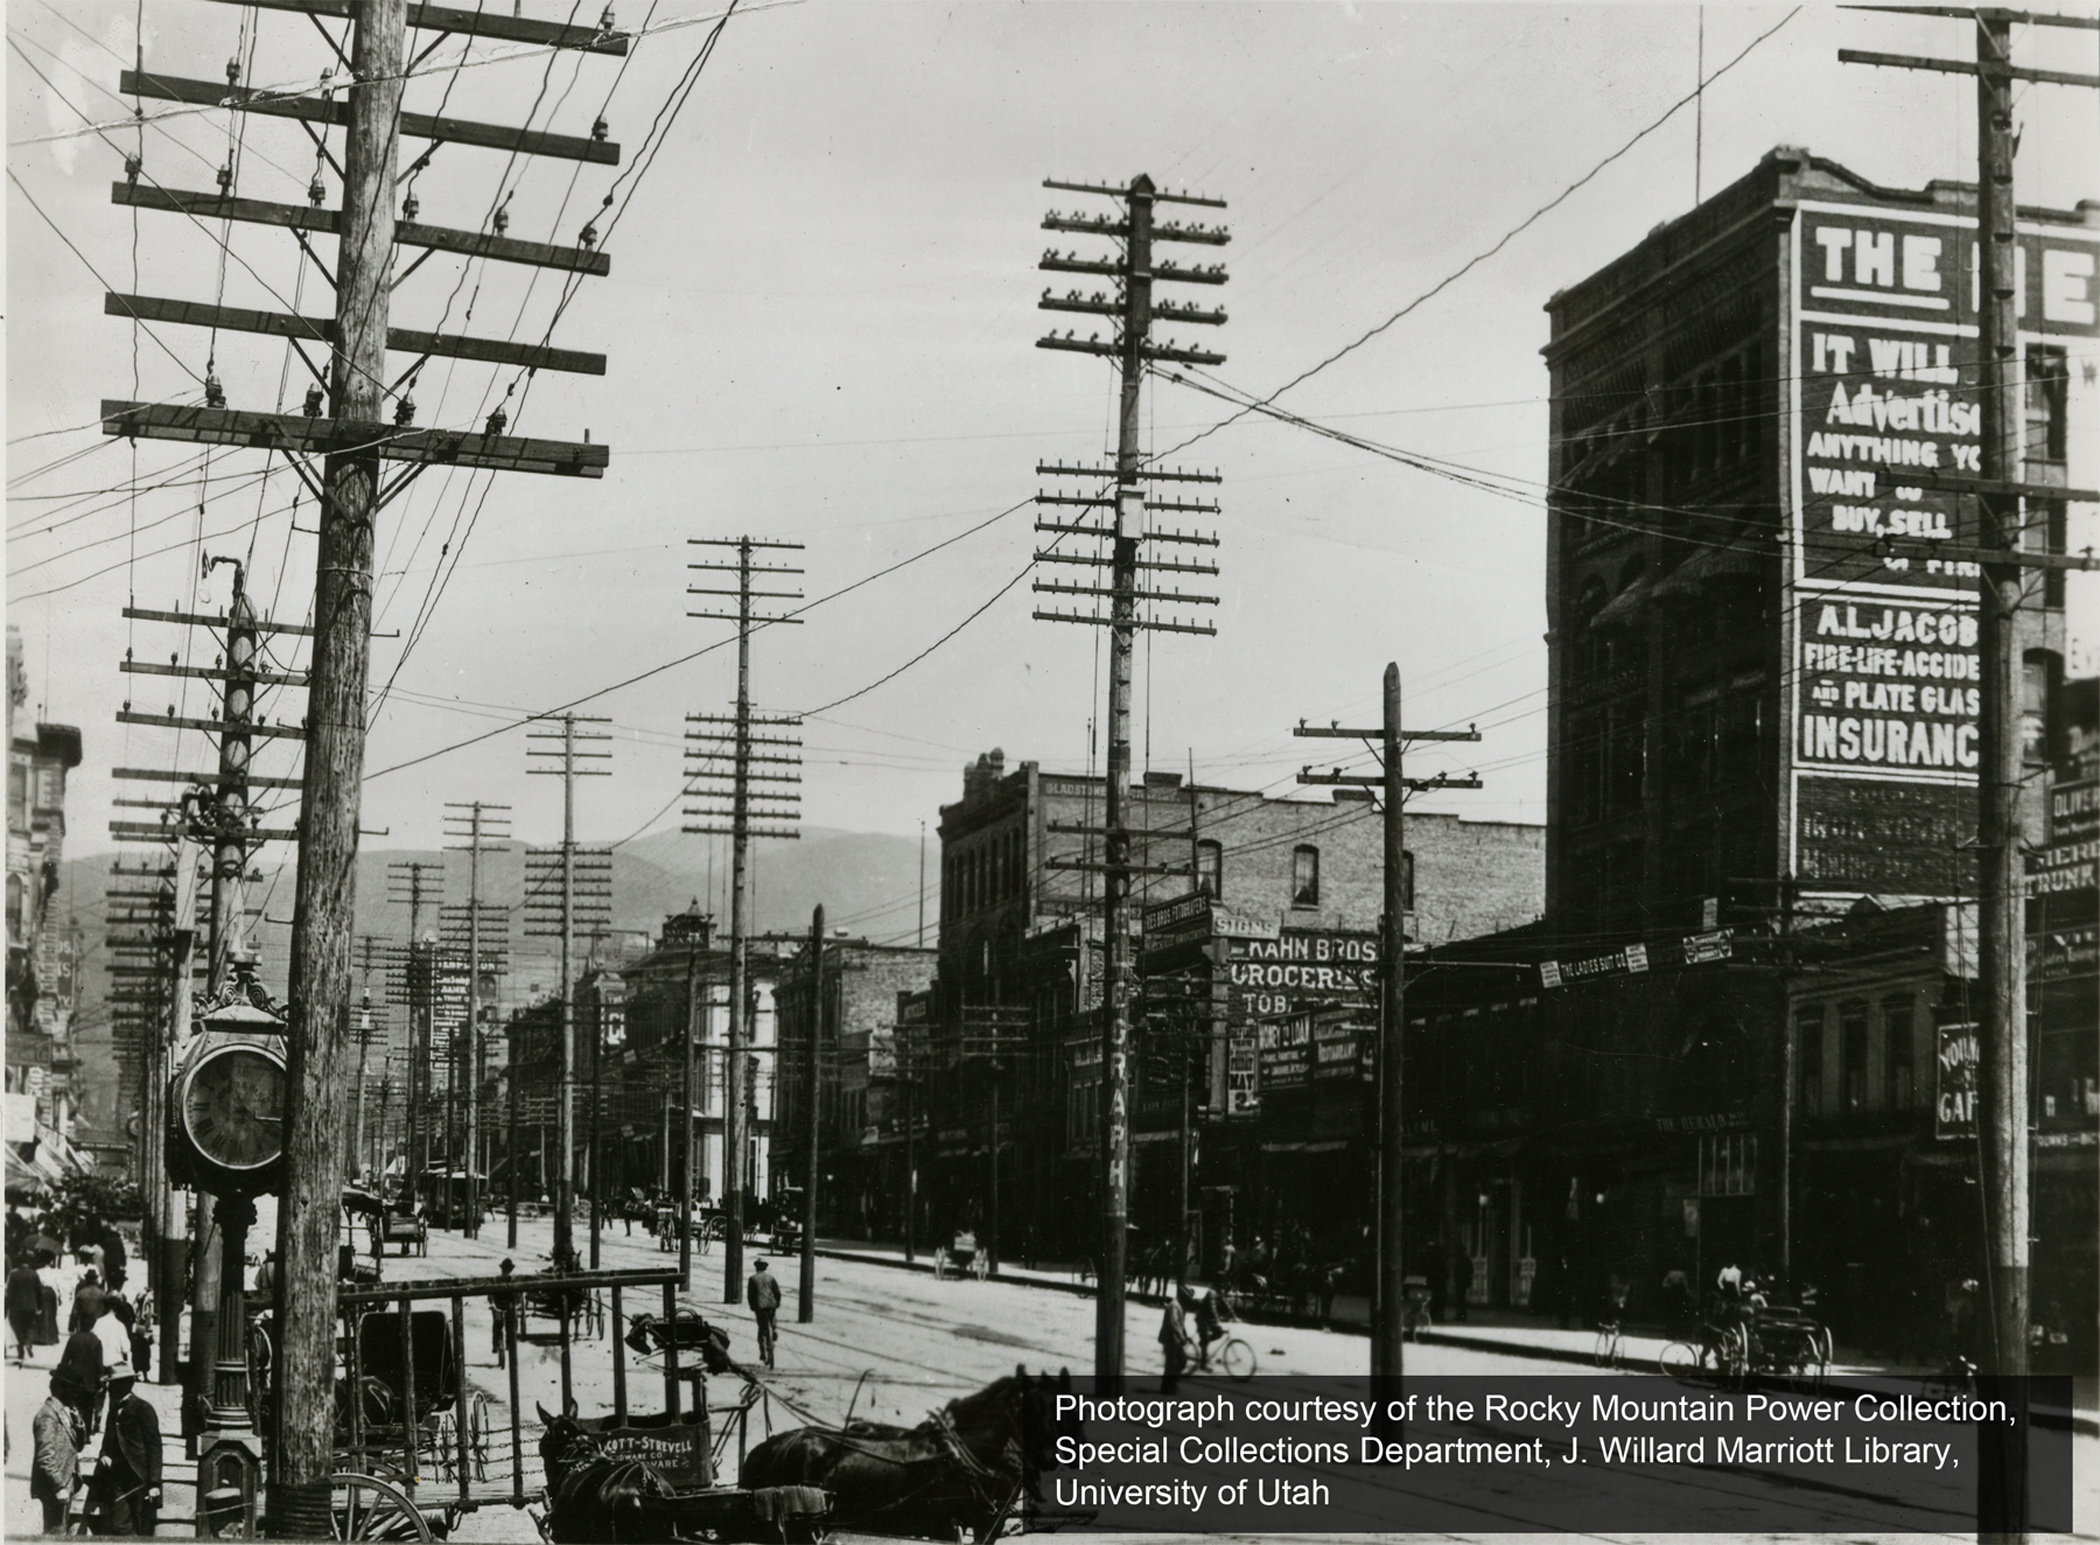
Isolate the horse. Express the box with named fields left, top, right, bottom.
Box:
left=739, top=1370, right=1049, bottom=1543
left=535, top=1405, right=681, bottom=1544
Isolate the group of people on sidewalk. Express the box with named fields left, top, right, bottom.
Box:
left=26, top=1282, right=162, bottom=1535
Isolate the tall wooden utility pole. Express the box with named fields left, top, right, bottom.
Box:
left=960, top=1005, right=1029, bottom=1276
left=1034, top=172, right=1229, bottom=1382
left=686, top=536, right=805, bottom=1303
left=799, top=906, right=824, bottom=1322
left=1840, top=13, right=2100, bottom=1538
left=667, top=904, right=713, bottom=1290
left=387, top=860, right=442, bottom=1200
left=1296, top=670, right=1481, bottom=1379
left=349, top=934, right=401, bottom=1181
left=98, top=3, right=624, bottom=1523
left=113, top=562, right=305, bottom=1426
left=526, top=718, right=613, bottom=1272
left=444, top=802, right=512, bottom=1239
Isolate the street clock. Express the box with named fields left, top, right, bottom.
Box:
left=166, top=965, right=290, bottom=1196
left=180, top=1043, right=286, bottom=1176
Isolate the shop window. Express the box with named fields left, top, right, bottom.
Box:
left=1797, top=1010, right=1824, bottom=1116
left=1196, top=840, right=1222, bottom=900
left=1292, top=845, right=1320, bottom=907
left=1882, top=992, right=1916, bottom=1110
left=1840, top=999, right=1870, bottom=1112
left=1698, top=1132, right=1756, bottom=1196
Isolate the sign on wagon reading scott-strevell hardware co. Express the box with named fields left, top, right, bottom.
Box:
left=1787, top=199, right=2098, bottom=897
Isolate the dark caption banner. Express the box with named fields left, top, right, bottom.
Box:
left=1019, top=1375, right=2074, bottom=1534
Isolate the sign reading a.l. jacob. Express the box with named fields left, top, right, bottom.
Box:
left=1797, top=595, right=1979, bottom=779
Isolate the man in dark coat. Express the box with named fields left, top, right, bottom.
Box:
left=55, top=1311, right=106, bottom=1432
left=9, top=1255, right=43, bottom=1359
left=89, top=1370, right=162, bottom=1536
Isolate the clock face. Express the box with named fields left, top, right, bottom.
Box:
left=183, top=1047, right=287, bottom=1171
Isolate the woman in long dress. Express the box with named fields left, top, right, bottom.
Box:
left=35, top=1249, right=65, bottom=1346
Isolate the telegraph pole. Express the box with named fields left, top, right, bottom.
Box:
left=1035, top=172, right=1229, bottom=1382
left=1295, top=668, right=1482, bottom=1379
left=113, top=560, right=305, bottom=1430
left=800, top=905, right=824, bottom=1322
left=686, top=536, right=805, bottom=1303
left=387, top=860, right=442, bottom=1201
left=349, top=934, right=400, bottom=1182
left=960, top=1005, right=1030, bottom=1277
left=1839, top=14, right=2100, bottom=1537
left=92, top=1, right=625, bottom=1520
left=526, top=717, right=613, bottom=1272
left=444, top=802, right=511, bottom=1238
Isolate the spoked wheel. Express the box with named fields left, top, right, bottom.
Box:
left=1658, top=1341, right=1705, bottom=1378
left=330, top=1471, right=432, bottom=1541
left=467, top=1391, right=492, bottom=1480
left=1220, top=1337, right=1257, bottom=1381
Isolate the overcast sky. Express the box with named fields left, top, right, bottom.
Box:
left=10, top=1, right=2097, bottom=881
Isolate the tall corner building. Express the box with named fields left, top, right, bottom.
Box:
left=1542, top=146, right=2096, bottom=932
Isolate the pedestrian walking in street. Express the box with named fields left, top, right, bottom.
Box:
left=490, top=1259, right=516, bottom=1367
left=34, top=1249, right=64, bottom=1348
left=9, top=1254, right=43, bottom=1359
left=87, top=1369, right=162, bottom=1537
left=1159, top=1287, right=1190, bottom=1393
left=56, top=1303, right=107, bottom=1433
left=746, top=1258, right=782, bottom=1368
left=82, top=1286, right=132, bottom=1385
left=31, top=1372, right=85, bottom=1534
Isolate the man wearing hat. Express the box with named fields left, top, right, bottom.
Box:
left=31, top=1368, right=86, bottom=1533
left=89, top=1366, right=162, bottom=1537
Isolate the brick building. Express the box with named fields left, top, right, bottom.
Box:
left=768, top=935, right=935, bottom=1240
left=6, top=625, right=83, bottom=1139
left=892, top=749, right=1542, bottom=1269
left=1401, top=148, right=2095, bottom=1354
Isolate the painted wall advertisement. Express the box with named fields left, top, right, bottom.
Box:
left=1791, top=202, right=2097, bottom=895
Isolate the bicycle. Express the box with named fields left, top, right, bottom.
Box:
left=1191, top=1329, right=1256, bottom=1381
left=1658, top=1319, right=1748, bottom=1379
left=1593, top=1319, right=1624, bottom=1369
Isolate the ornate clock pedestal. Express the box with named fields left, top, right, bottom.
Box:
left=196, top=1191, right=261, bottom=1539
left=168, top=966, right=287, bottom=1540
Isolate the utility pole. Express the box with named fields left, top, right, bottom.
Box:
left=1839, top=14, right=2100, bottom=1538
left=526, top=717, right=614, bottom=1272
left=387, top=860, right=443, bottom=1203
left=112, top=559, right=305, bottom=1430
left=349, top=934, right=400, bottom=1182
left=1034, top=172, right=1229, bottom=1382
left=686, top=536, right=805, bottom=1304
left=960, top=1005, right=1030, bottom=1276
left=94, top=0, right=625, bottom=1522
left=444, top=802, right=512, bottom=1239
left=1295, top=668, right=1482, bottom=1379
left=800, top=906, right=824, bottom=1322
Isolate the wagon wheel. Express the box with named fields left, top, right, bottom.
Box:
left=466, top=1390, right=492, bottom=1480
left=330, top=1470, right=432, bottom=1541
left=430, top=1413, right=457, bottom=1483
